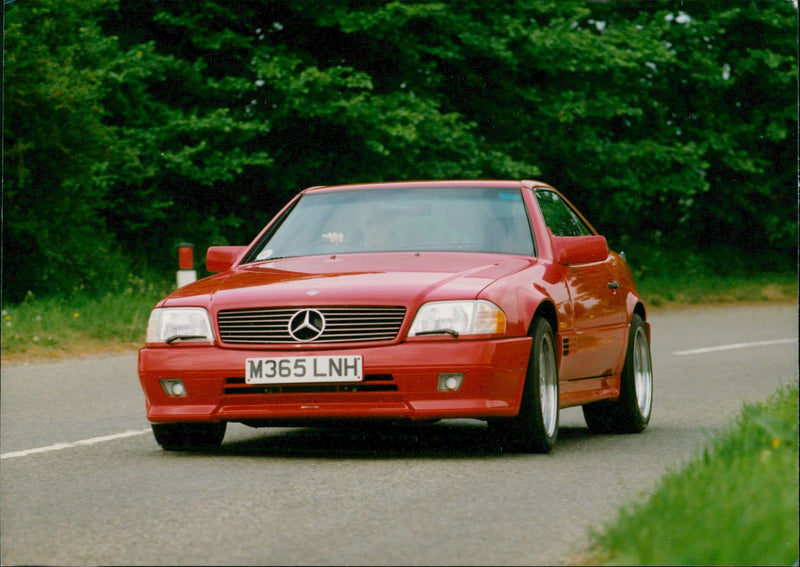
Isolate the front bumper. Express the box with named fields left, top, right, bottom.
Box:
left=138, top=338, right=532, bottom=424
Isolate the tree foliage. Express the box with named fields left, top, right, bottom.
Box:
left=4, top=0, right=125, bottom=297
left=3, top=0, right=797, bottom=302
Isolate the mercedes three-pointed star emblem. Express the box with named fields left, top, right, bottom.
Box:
left=288, top=309, right=326, bottom=342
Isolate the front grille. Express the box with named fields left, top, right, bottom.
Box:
left=223, top=374, right=398, bottom=395
left=217, top=306, right=406, bottom=345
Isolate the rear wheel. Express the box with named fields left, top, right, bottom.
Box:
left=151, top=422, right=227, bottom=451
left=583, top=313, right=653, bottom=434
left=492, top=317, right=559, bottom=453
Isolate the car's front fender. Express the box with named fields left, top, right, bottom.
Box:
left=479, top=259, right=573, bottom=338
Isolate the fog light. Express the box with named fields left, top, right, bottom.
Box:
left=438, top=373, right=464, bottom=392
left=160, top=379, right=187, bottom=397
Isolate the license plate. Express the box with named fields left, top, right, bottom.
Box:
left=245, top=355, right=363, bottom=384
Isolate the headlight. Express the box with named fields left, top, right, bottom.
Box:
left=146, top=307, right=215, bottom=344
left=409, top=300, right=506, bottom=337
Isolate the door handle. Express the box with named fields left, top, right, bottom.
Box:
left=608, top=281, right=619, bottom=290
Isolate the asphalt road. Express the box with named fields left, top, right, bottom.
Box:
left=1, top=304, right=797, bottom=566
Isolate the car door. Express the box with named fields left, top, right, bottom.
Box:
left=534, top=190, right=627, bottom=387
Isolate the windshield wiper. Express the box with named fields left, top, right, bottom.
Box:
left=414, top=329, right=460, bottom=338
left=165, top=335, right=209, bottom=345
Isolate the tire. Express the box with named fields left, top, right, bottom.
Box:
left=151, top=422, right=227, bottom=451
left=492, top=317, right=559, bottom=453
left=583, top=313, right=653, bottom=434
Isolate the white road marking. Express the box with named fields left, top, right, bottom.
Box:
left=673, top=338, right=798, bottom=356
left=4, top=338, right=797, bottom=457
left=1, top=429, right=151, bottom=460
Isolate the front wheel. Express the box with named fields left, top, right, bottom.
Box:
left=151, top=422, right=227, bottom=451
left=583, top=313, right=653, bottom=434
left=492, top=317, right=559, bottom=453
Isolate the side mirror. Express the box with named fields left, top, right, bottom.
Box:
left=206, top=246, right=246, bottom=272
left=552, top=235, right=609, bottom=265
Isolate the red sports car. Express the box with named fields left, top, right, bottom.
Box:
left=138, top=180, right=653, bottom=453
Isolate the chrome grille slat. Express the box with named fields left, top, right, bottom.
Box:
left=218, top=306, right=406, bottom=345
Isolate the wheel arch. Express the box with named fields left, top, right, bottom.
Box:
left=527, top=299, right=558, bottom=338
left=631, top=300, right=648, bottom=338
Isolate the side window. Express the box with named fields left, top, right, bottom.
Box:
left=535, top=190, right=593, bottom=237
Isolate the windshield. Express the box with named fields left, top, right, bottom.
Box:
left=247, top=186, right=534, bottom=261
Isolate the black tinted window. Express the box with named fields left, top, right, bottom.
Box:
left=535, top=190, right=592, bottom=237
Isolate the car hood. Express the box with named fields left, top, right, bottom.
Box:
left=163, top=253, right=535, bottom=310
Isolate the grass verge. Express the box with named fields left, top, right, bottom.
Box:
left=636, top=271, right=797, bottom=308
left=586, top=382, right=799, bottom=566
left=1, top=276, right=172, bottom=363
